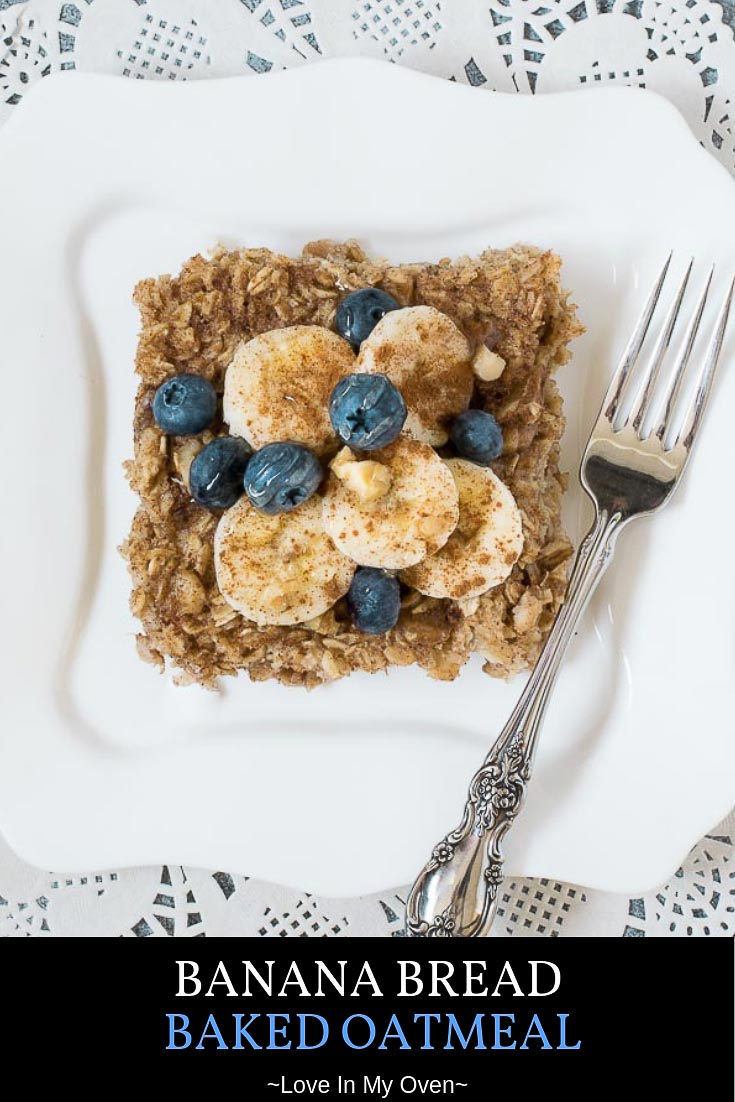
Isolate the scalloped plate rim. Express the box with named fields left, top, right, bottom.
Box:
left=0, top=59, right=733, bottom=897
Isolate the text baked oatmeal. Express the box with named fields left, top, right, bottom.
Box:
left=123, top=240, right=582, bottom=688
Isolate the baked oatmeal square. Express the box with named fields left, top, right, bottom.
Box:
left=123, top=240, right=582, bottom=688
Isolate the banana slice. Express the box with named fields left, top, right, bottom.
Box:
left=400, top=459, right=523, bottom=599
left=356, top=306, right=473, bottom=446
left=322, top=438, right=459, bottom=570
left=223, top=326, right=355, bottom=452
left=214, top=494, right=355, bottom=626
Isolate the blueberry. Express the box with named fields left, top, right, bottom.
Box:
left=329, top=373, right=407, bottom=451
left=245, top=442, right=323, bottom=514
left=348, top=568, right=402, bottom=635
left=189, top=436, right=252, bottom=510
left=449, top=409, right=504, bottom=465
left=335, top=288, right=400, bottom=349
left=152, top=373, right=217, bottom=436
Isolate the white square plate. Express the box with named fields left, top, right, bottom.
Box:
left=1, top=60, right=734, bottom=895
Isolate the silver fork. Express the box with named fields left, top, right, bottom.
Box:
left=405, top=257, right=734, bottom=938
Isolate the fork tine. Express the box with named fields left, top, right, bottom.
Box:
left=677, top=275, right=734, bottom=452
left=630, top=258, right=693, bottom=435
left=654, top=268, right=713, bottom=441
left=603, top=253, right=672, bottom=422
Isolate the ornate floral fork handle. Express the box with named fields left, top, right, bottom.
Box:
left=406, top=257, right=733, bottom=937
left=405, top=511, right=619, bottom=937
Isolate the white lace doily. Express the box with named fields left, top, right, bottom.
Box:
left=2, top=0, right=734, bottom=175
left=2, top=816, right=733, bottom=937
left=1, top=0, right=734, bottom=937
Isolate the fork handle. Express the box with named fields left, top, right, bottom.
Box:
left=405, top=506, right=624, bottom=937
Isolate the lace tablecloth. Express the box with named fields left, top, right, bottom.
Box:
left=1, top=0, right=734, bottom=938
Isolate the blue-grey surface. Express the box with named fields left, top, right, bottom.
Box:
left=714, top=0, right=735, bottom=28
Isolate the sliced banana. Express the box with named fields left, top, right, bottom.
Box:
left=322, top=438, right=459, bottom=570
left=356, top=306, right=473, bottom=446
left=214, top=494, right=355, bottom=626
left=223, top=326, right=355, bottom=452
left=400, top=459, right=523, bottom=599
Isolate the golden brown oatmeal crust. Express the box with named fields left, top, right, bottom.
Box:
left=123, top=240, right=582, bottom=688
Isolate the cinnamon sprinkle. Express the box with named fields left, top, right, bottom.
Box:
left=123, top=240, right=582, bottom=688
